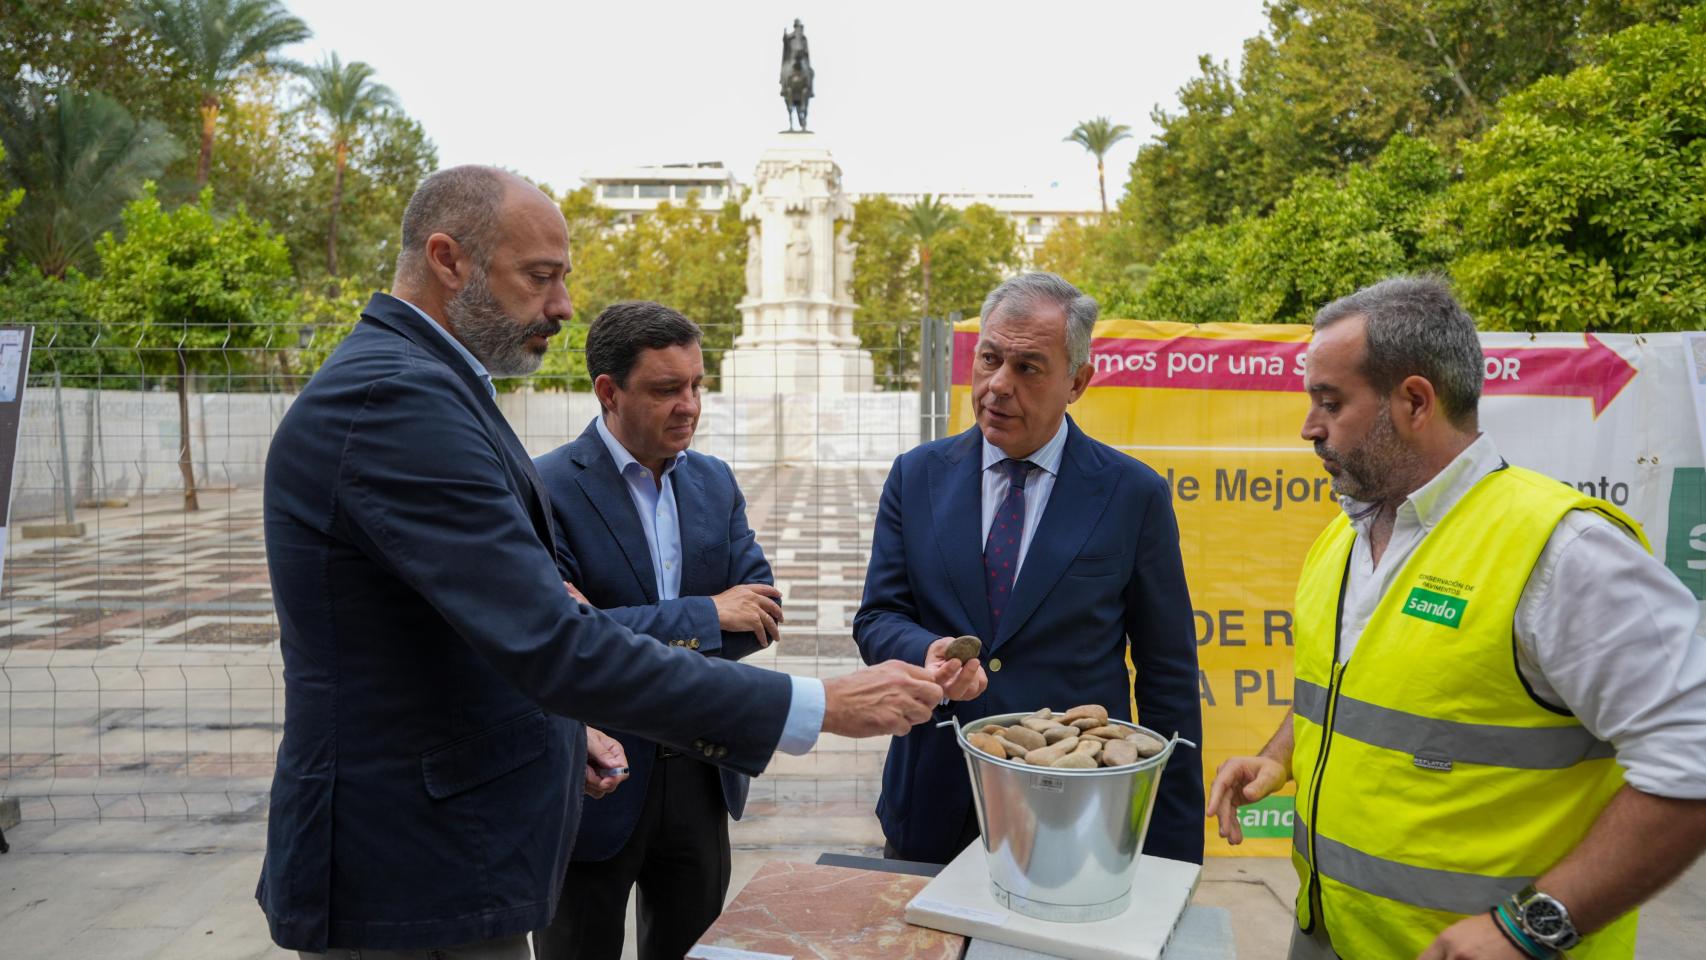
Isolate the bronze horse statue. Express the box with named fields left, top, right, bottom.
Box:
left=781, top=19, right=814, bottom=131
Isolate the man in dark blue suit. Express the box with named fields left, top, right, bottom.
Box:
left=855, top=271, right=1205, bottom=866
left=530, top=301, right=785, bottom=959
left=260, top=166, right=947, bottom=958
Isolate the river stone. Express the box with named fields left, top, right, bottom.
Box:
left=1061, top=704, right=1110, bottom=725
left=1024, top=737, right=1079, bottom=765
left=1101, top=739, right=1139, bottom=766
left=997, top=726, right=1046, bottom=751
left=944, top=635, right=982, bottom=663
left=1074, top=739, right=1102, bottom=759
left=1042, top=725, right=1078, bottom=744
left=1051, top=752, right=1098, bottom=769
left=1127, top=732, right=1166, bottom=758
left=1021, top=717, right=1060, bottom=733
left=1071, top=718, right=1104, bottom=731
left=1084, top=725, right=1125, bottom=739
left=967, top=732, right=1008, bottom=759
left=1026, top=708, right=1054, bottom=721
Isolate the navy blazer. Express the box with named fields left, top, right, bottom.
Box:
left=257, top=294, right=793, bottom=952
left=853, top=418, right=1204, bottom=864
left=535, top=418, right=773, bottom=861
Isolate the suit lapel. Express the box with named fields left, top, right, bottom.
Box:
left=929, top=428, right=994, bottom=643
left=569, top=423, right=659, bottom=602
left=672, top=457, right=714, bottom=598
left=992, top=418, right=1113, bottom=652
left=363, top=293, right=557, bottom=547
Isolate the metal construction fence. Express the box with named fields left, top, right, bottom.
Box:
left=0, top=319, right=953, bottom=852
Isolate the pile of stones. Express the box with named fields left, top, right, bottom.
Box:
left=965, top=706, right=1167, bottom=770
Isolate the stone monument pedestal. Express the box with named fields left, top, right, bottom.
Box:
left=720, top=133, right=873, bottom=399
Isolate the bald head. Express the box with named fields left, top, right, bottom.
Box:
left=394, top=165, right=548, bottom=285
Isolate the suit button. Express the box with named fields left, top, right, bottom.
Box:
left=689, top=638, right=700, bottom=650
left=702, top=744, right=717, bottom=757
left=714, top=746, right=728, bottom=758
left=989, top=658, right=1002, bottom=672
left=692, top=739, right=706, bottom=751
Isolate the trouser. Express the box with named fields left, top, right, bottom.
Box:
left=881, top=802, right=982, bottom=864
left=533, top=751, right=731, bottom=960
left=296, top=934, right=530, bottom=960
left=1287, top=883, right=1341, bottom=960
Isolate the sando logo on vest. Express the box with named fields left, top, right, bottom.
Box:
left=1402, top=586, right=1467, bottom=628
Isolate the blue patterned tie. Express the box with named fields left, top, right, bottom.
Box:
left=985, top=458, right=1032, bottom=632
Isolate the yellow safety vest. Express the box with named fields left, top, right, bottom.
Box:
left=1291, top=465, right=1644, bottom=959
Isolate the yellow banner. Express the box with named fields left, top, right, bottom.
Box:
left=951, top=318, right=1335, bottom=857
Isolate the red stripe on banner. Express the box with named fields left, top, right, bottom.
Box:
left=952, top=330, right=1638, bottom=417
left=952, top=331, right=1306, bottom=392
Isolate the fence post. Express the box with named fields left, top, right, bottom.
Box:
left=53, top=372, right=76, bottom=527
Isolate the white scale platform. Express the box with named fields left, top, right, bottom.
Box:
left=905, top=844, right=1203, bottom=960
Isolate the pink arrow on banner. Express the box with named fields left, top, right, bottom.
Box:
left=1482, top=334, right=1637, bottom=417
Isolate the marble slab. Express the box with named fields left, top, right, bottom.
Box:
left=688, top=859, right=964, bottom=960
left=905, top=844, right=1201, bottom=960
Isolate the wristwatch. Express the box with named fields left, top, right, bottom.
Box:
left=1509, top=884, right=1581, bottom=952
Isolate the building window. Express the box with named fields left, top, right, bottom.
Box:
left=601, top=183, right=636, bottom=200
left=706, top=184, right=723, bottom=200
left=638, top=183, right=671, bottom=199
left=1026, top=217, right=1043, bottom=237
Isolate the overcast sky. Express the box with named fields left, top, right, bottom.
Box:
left=280, top=1, right=1269, bottom=208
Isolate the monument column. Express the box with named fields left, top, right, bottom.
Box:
left=719, top=133, right=873, bottom=396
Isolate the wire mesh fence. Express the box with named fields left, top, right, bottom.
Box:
left=0, top=315, right=951, bottom=851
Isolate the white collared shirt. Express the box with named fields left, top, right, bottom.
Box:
left=980, top=417, right=1069, bottom=580
left=398, top=297, right=495, bottom=399
left=1339, top=433, right=1706, bottom=798
left=594, top=415, right=688, bottom=601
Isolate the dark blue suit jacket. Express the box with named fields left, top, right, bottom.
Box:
left=853, top=418, right=1204, bottom=864
left=535, top=418, right=772, bottom=861
left=257, top=294, right=792, bottom=952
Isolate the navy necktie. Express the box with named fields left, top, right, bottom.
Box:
left=985, top=458, right=1033, bottom=632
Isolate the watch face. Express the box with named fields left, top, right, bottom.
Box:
left=1523, top=898, right=1567, bottom=938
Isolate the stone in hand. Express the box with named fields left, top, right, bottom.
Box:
left=944, top=635, right=982, bottom=663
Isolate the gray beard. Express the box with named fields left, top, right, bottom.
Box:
left=446, top=270, right=557, bottom=377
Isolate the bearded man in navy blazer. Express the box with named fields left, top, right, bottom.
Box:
left=529, top=301, right=787, bottom=960
left=854, top=271, right=1204, bottom=866
left=259, top=166, right=950, bottom=959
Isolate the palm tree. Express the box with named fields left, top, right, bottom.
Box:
left=904, top=195, right=960, bottom=321
left=300, top=54, right=395, bottom=280
left=1065, top=116, right=1132, bottom=214
left=0, top=86, right=182, bottom=277
left=129, top=0, right=310, bottom=187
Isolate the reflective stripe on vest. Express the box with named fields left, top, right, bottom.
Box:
left=1289, top=465, right=1646, bottom=960
left=1294, top=678, right=1616, bottom=770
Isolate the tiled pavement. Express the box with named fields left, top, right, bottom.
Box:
left=1, top=475, right=1702, bottom=957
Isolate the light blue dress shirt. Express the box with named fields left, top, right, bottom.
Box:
left=981, top=416, right=1069, bottom=579
left=592, top=415, right=822, bottom=756
left=594, top=415, right=687, bottom=601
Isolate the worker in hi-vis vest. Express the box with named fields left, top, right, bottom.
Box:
left=1208, top=277, right=1706, bottom=960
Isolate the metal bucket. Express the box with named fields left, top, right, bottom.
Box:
left=942, top=713, right=1195, bottom=922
